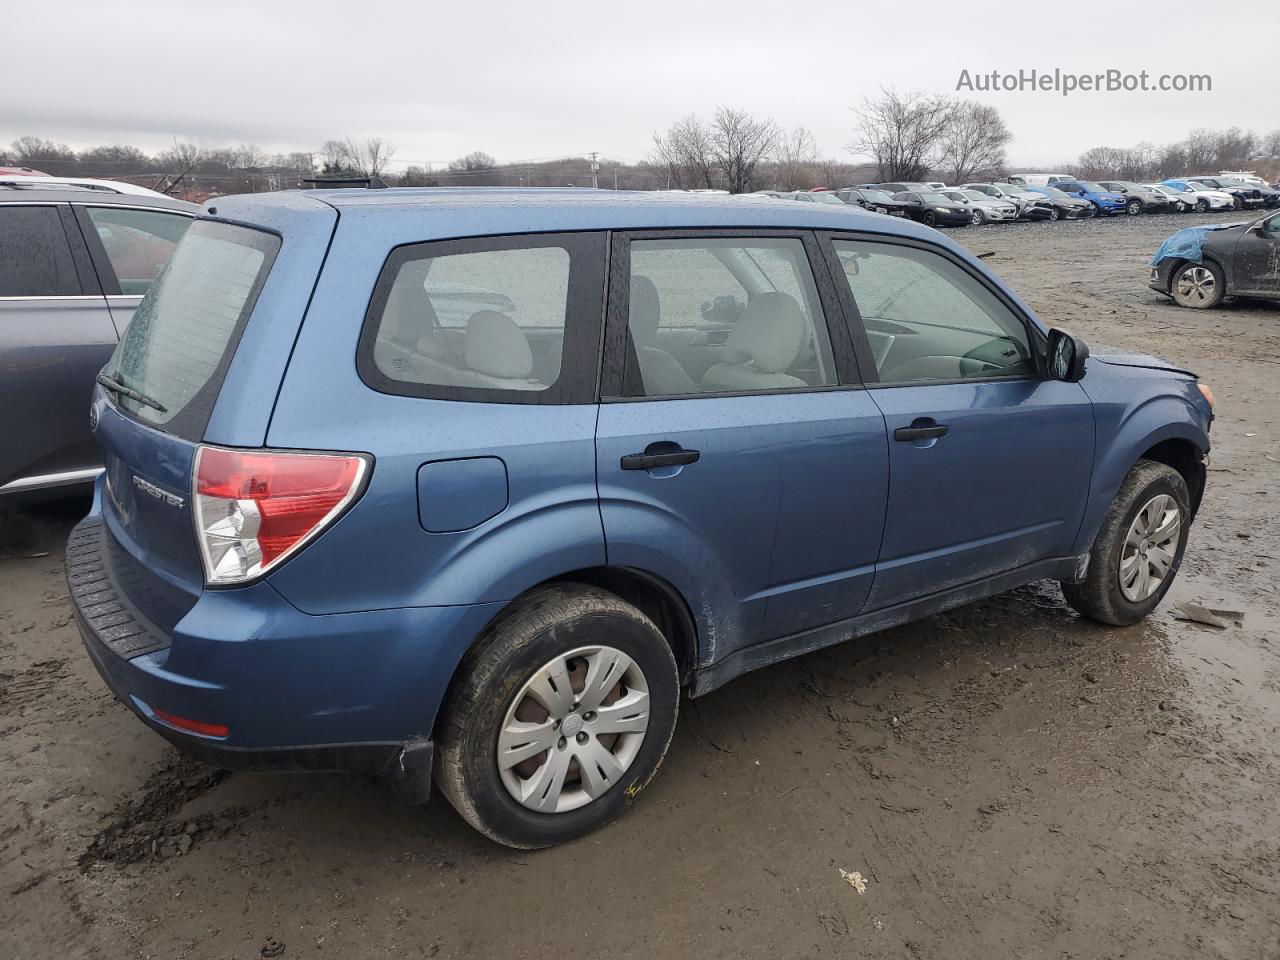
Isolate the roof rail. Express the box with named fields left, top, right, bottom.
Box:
left=302, top=176, right=389, bottom=190
left=0, top=180, right=115, bottom=192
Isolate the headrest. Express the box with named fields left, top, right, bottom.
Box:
left=722, top=293, right=806, bottom=374
left=630, top=275, right=660, bottom=345
left=465, top=311, right=533, bottom=379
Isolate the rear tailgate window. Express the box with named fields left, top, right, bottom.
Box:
left=105, top=220, right=280, bottom=440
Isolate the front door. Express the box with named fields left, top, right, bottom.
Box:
left=826, top=234, right=1095, bottom=611
left=595, top=231, right=889, bottom=658
left=1228, top=212, right=1280, bottom=296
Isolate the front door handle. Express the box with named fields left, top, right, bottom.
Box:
left=894, top=421, right=949, bottom=442
left=620, top=448, right=701, bottom=470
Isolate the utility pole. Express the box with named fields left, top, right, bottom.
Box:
left=589, top=151, right=600, bottom=189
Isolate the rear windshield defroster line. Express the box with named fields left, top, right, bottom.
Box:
left=104, top=219, right=280, bottom=441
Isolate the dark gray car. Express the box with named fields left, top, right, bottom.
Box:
left=1098, top=181, right=1172, bottom=215
left=0, top=183, right=196, bottom=495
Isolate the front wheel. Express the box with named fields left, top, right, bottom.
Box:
left=1171, top=260, right=1225, bottom=308
left=923, top=210, right=937, bottom=227
left=1126, top=199, right=1142, bottom=215
left=436, top=584, right=679, bottom=849
left=1049, top=207, right=1062, bottom=221
left=1196, top=198, right=1210, bottom=212
left=1061, top=460, right=1191, bottom=626
left=971, top=209, right=984, bottom=225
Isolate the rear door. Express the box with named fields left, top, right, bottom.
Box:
left=595, top=230, right=889, bottom=656
left=0, top=202, right=113, bottom=492
left=73, top=203, right=193, bottom=334
left=824, top=233, right=1094, bottom=611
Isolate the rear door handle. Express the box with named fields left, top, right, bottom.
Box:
left=894, top=422, right=949, bottom=442
left=620, top=448, right=701, bottom=470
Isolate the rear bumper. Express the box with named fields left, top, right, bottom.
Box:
left=69, top=514, right=504, bottom=794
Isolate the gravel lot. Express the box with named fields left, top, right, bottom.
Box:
left=2, top=209, right=1278, bottom=960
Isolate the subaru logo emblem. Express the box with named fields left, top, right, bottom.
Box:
left=88, top=404, right=99, bottom=432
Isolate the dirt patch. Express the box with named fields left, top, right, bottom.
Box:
left=2, top=210, right=1279, bottom=960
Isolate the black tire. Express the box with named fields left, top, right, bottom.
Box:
left=1061, top=460, right=1191, bottom=626
left=435, top=584, right=679, bottom=849
left=1170, top=259, right=1225, bottom=309
left=1230, top=195, right=1242, bottom=210
left=971, top=209, right=984, bottom=225
left=1196, top=198, right=1209, bottom=212
left=923, top=210, right=937, bottom=227
left=1049, top=207, right=1061, bottom=221
left=1126, top=199, right=1142, bottom=215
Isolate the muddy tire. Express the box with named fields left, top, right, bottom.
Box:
left=435, top=584, right=679, bottom=849
left=1061, top=460, right=1191, bottom=626
left=1171, top=260, right=1225, bottom=309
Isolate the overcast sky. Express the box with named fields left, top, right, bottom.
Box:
left=2, top=0, right=1274, bottom=172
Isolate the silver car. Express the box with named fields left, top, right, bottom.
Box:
left=0, top=182, right=196, bottom=496
left=941, top=189, right=1018, bottom=224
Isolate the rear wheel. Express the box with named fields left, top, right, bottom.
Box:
left=1171, top=260, right=1225, bottom=309
left=1062, top=460, right=1191, bottom=626
left=436, top=584, right=679, bottom=848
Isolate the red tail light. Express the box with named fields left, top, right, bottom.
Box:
left=193, top=446, right=369, bottom=585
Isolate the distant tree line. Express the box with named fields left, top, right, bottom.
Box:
left=1071, top=128, right=1280, bottom=182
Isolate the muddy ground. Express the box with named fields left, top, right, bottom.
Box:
left=2, top=210, right=1278, bottom=960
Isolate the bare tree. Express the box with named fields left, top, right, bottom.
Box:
left=1214, top=127, right=1257, bottom=169
left=773, top=126, right=819, bottom=190
left=1182, top=129, right=1218, bottom=171
left=320, top=139, right=353, bottom=174
left=232, top=143, right=268, bottom=169
left=650, top=114, right=716, bottom=189
left=341, top=137, right=396, bottom=178
left=937, top=102, right=1011, bottom=183
left=709, top=106, right=778, bottom=194
left=1074, top=146, right=1131, bottom=180
left=449, top=151, right=497, bottom=172
left=1265, top=130, right=1280, bottom=158
left=10, top=136, right=75, bottom=163
left=79, top=144, right=147, bottom=165
left=851, top=89, right=956, bottom=182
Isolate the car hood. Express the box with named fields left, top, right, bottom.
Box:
left=1092, top=349, right=1197, bottom=378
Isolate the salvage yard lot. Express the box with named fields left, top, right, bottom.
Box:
left=2, top=210, right=1278, bottom=960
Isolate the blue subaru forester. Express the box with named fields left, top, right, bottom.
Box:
left=70, top=188, right=1213, bottom=848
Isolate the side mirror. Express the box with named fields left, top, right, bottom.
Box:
left=1047, top=328, right=1089, bottom=382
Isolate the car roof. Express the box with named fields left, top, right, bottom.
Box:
left=2, top=175, right=173, bottom=198
left=0, top=185, right=199, bottom=211
left=206, top=187, right=957, bottom=240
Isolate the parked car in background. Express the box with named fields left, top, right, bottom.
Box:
left=1160, top=180, right=1237, bottom=212
left=1146, top=184, right=1195, bottom=213
left=70, top=186, right=1211, bottom=849
left=1052, top=180, right=1128, bottom=216
left=833, top=187, right=910, bottom=216
left=871, top=182, right=932, bottom=195
left=774, top=190, right=847, bottom=206
left=939, top=189, right=1018, bottom=224
left=1022, top=186, right=1097, bottom=220
left=891, top=190, right=972, bottom=227
left=0, top=166, right=49, bottom=177
left=1150, top=209, right=1280, bottom=308
left=1002, top=173, right=1074, bottom=186
left=962, top=183, right=1052, bottom=220
left=1188, top=177, right=1277, bottom=209
left=1098, top=181, right=1172, bottom=215
left=0, top=175, right=174, bottom=200
left=0, top=185, right=197, bottom=496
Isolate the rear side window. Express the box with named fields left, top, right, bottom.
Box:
left=0, top=205, right=80, bottom=297
left=359, top=232, right=605, bottom=404
left=105, top=220, right=279, bottom=439
left=84, top=206, right=192, bottom=295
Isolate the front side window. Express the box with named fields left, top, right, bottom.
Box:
left=85, top=206, right=192, bottom=295
left=622, top=237, right=836, bottom=397
left=832, top=239, right=1034, bottom=383
left=0, top=205, right=79, bottom=297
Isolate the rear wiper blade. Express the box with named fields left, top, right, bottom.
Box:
left=96, top=372, right=167, bottom=413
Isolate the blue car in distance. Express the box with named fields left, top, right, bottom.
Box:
left=71, top=188, right=1213, bottom=848
left=1053, top=180, right=1129, bottom=216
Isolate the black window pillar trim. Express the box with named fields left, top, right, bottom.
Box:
left=600, top=227, right=867, bottom=401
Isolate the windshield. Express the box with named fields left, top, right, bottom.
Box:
left=942, top=192, right=969, bottom=202
left=960, top=190, right=989, bottom=202
left=920, top=193, right=952, bottom=204
left=808, top=193, right=844, bottom=204
left=105, top=220, right=280, bottom=438
left=1078, top=182, right=1107, bottom=193
left=1041, top=188, right=1069, bottom=198
left=859, top=189, right=893, bottom=202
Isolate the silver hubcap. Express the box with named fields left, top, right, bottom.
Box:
left=497, top=646, right=650, bottom=813
left=1119, top=494, right=1180, bottom=602
left=1176, top=266, right=1215, bottom=303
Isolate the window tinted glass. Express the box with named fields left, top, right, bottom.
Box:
left=623, top=237, right=836, bottom=397
left=107, top=220, right=278, bottom=438
left=86, top=206, right=191, bottom=295
left=371, top=243, right=570, bottom=393
left=0, top=205, right=79, bottom=296
left=833, top=239, right=1034, bottom=383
